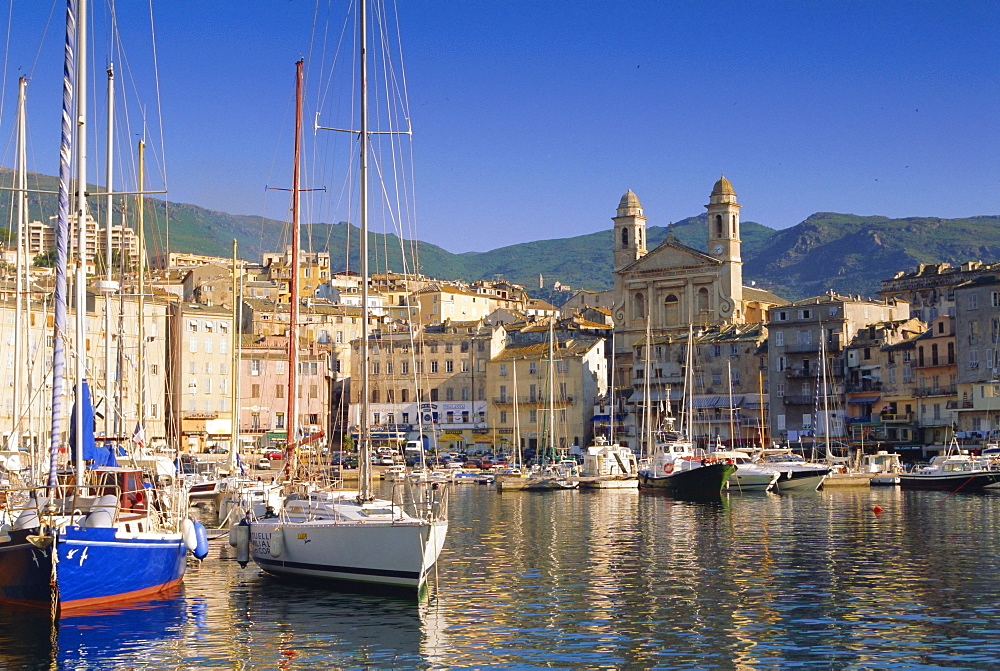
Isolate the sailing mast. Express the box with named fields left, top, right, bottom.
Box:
left=48, top=0, right=83, bottom=488
left=71, top=0, right=91, bottom=485
left=12, top=77, right=27, bottom=452
left=228, top=239, right=242, bottom=475
left=102, top=65, right=116, bottom=442
left=284, top=59, right=304, bottom=479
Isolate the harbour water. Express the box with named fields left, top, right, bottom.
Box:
left=3, top=484, right=1000, bottom=669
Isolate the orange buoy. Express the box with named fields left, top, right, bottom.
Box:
left=872, top=505, right=883, bottom=515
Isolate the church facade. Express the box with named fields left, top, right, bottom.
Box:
left=612, top=177, right=782, bottom=354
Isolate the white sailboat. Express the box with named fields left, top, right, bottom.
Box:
left=244, top=22, right=447, bottom=592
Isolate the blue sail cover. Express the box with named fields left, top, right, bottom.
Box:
left=70, top=380, right=105, bottom=469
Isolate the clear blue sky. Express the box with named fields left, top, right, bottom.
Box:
left=2, top=1, right=998, bottom=254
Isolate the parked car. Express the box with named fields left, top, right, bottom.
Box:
left=257, top=459, right=271, bottom=469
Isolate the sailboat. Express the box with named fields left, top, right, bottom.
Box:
left=497, top=319, right=579, bottom=491
left=578, top=334, right=639, bottom=489
left=0, top=0, right=203, bottom=613
left=638, top=326, right=736, bottom=495
left=244, top=28, right=447, bottom=592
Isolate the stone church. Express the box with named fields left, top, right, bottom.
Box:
left=611, top=177, right=784, bottom=354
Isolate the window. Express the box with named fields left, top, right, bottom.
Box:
left=775, top=356, right=786, bottom=372
left=664, top=294, right=679, bottom=325
left=309, top=385, right=317, bottom=398
left=430, top=388, right=439, bottom=402
left=993, top=292, right=1000, bottom=308
left=499, top=363, right=507, bottom=377
left=712, top=373, right=722, bottom=386
left=275, top=412, right=285, bottom=429
left=556, top=360, right=567, bottom=373
left=445, top=387, right=454, bottom=401
left=371, top=389, right=380, bottom=403
left=969, top=321, right=979, bottom=344
left=431, top=361, right=439, bottom=374
left=711, top=345, right=721, bottom=357
left=773, top=311, right=788, bottom=321
left=189, top=337, right=198, bottom=353
left=798, top=309, right=813, bottom=319
left=776, top=383, right=784, bottom=398
left=250, top=360, right=262, bottom=376
left=446, top=360, right=454, bottom=373
left=730, top=344, right=739, bottom=356
left=372, top=362, right=380, bottom=375
left=969, top=294, right=979, bottom=310
left=529, top=409, right=537, bottom=423
left=401, top=389, right=409, bottom=403
left=276, top=385, right=284, bottom=399
left=462, top=387, right=470, bottom=401
left=204, top=379, right=213, bottom=394
left=188, top=320, right=198, bottom=332
left=499, top=385, right=507, bottom=401
left=776, top=414, right=786, bottom=430
left=401, top=360, right=409, bottom=375
left=529, top=384, right=537, bottom=402
left=970, top=350, right=980, bottom=369
left=461, top=360, right=470, bottom=373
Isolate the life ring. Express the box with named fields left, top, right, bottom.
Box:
left=663, top=463, right=674, bottom=474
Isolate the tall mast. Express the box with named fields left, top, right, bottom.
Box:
left=821, top=328, right=831, bottom=460
left=285, top=59, right=303, bottom=478
left=102, top=64, right=115, bottom=440
left=727, top=360, right=735, bottom=450
left=49, top=0, right=78, bottom=488
left=358, top=0, right=372, bottom=500
left=73, top=0, right=89, bottom=485
left=548, top=317, right=555, bottom=458
left=137, top=140, right=146, bottom=444
left=13, top=77, right=27, bottom=448
left=228, top=239, right=241, bottom=474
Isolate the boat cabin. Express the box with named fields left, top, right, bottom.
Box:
left=91, top=468, right=149, bottom=515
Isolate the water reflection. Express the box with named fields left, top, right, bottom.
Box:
left=2, top=486, right=999, bottom=668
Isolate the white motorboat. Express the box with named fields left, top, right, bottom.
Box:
left=578, top=438, right=638, bottom=489
left=712, top=450, right=779, bottom=492
left=753, top=448, right=831, bottom=492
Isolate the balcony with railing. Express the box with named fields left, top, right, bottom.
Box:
left=913, top=384, right=957, bottom=398
left=878, top=412, right=914, bottom=423
left=782, top=394, right=815, bottom=405
left=493, top=395, right=574, bottom=408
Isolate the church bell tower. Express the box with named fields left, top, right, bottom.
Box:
left=613, top=189, right=647, bottom=271
left=705, top=176, right=743, bottom=320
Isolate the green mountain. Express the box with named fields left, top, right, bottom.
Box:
left=3, top=168, right=999, bottom=302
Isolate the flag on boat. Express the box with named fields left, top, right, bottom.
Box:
left=132, top=423, right=147, bottom=450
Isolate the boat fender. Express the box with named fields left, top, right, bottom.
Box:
left=193, top=521, right=210, bottom=560
left=228, top=521, right=239, bottom=547
left=270, top=526, right=284, bottom=558
left=663, top=463, right=674, bottom=475
left=182, top=519, right=198, bottom=551
left=83, top=494, right=117, bottom=528
left=235, top=519, right=251, bottom=567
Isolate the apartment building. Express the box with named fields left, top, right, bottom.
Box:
left=767, top=294, right=909, bottom=444
left=487, top=334, right=606, bottom=459
left=912, top=315, right=959, bottom=449
left=954, top=274, right=1000, bottom=444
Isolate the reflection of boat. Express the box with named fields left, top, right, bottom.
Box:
left=898, top=453, right=1000, bottom=491
left=753, top=448, right=831, bottom=491
left=247, top=37, right=447, bottom=593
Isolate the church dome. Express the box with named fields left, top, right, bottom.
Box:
left=619, top=189, right=642, bottom=209
left=712, top=175, right=735, bottom=196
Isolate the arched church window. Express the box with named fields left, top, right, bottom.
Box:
left=621, top=228, right=629, bottom=248
left=664, top=294, right=679, bottom=325
left=731, top=214, right=737, bottom=237
left=715, top=214, right=723, bottom=238
left=697, top=287, right=710, bottom=315
left=633, top=292, right=645, bottom=319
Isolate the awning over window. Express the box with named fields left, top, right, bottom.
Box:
left=848, top=393, right=881, bottom=405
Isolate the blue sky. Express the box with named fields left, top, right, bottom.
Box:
left=2, top=1, right=998, bottom=254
